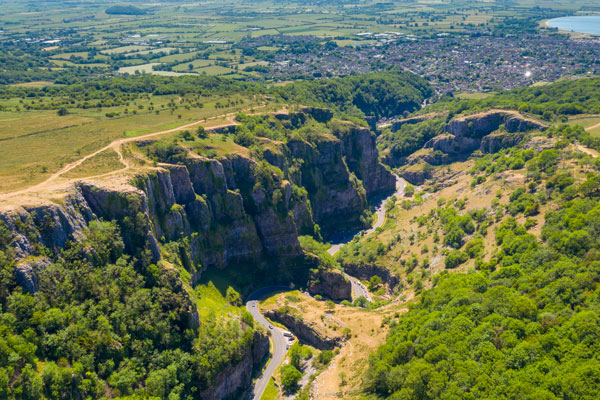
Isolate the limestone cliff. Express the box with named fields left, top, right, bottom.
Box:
left=341, top=262, right=400, bottom=293
left=1, top=116, right=394, bottom=289
left=199, top=330, right=269, bottom=400
left=336, top=125, right=396, bottom=197
left=264, top=308, right=342, bottom=350
left=429, top=109, right=548, bottom=155
left=307, top=267, right=352, bottom=301
left=287, top=136, right=368, bottom=233
left=397, top=110, right=548, bottom=184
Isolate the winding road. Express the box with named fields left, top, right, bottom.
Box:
left=247, top=176, right=407, bottom=399
left=327, top=175, right=407, bottom=302
left=246, top=286, right=292, bottom=400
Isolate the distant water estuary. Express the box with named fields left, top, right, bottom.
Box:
left=546, top=16, right=600, bottom=35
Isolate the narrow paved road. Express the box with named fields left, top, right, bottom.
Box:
left=246, top=286, right=292, bottom=400
left=344, top=273, right=372, bottom=302
left=327, top=176, right=407, bottom=302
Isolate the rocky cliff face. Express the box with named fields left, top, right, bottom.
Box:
left=199, top=330, right=269, bottom=400
left=137, top=154, right=305, bottom=276
left=396, top=110, right=548, bottom=184
left=446, top=110, right=547, bottom=139
left=387, top=111, right=448, bottom=132
left=264, top=308, right=341, bottom=350
left=285, top=124, right=395, bottom=234
left=1, top=111, right=393, bottom=282
left=428, top=110, right=548, bottom=156
left=287, top=136, right=368, bottom=233
left=337, top=125, right=397, bottom=197
left=307, top=267, right=352, bottom=301
left=342, top=262, right=400, bottom=293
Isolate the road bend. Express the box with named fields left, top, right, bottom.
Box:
left=246, top=286, right=291, bottom=400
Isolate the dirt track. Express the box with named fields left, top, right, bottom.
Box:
left=586, top=121, right=600, bottom=132
left=0, top=106, right=270, bottom=205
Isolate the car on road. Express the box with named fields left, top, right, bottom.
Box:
left=269, top=324, right=273, bottom=329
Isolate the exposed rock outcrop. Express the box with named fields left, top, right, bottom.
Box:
left=398, top=164, right=432, bottom=186
left=480, top=131, right=524, bottom=154
left=342, top=263, right=400, bottom=292
left=300, top=106, right=334, bottom=123
left=337, top=125, right=396, bottom=197
left=2, top=114, right=393, bottom=290
left=15, top=257, right=51, bottom=294
left=265, top=309, right=341, bottom=350
left=392, top=110, right=549, bottom=186
left=387, top=111, right=448, bottom=132
left=286, top=124, right=395, bottom=234
left=425, top=133, right=480, bottom=155
left=425, top=110, right=547, bottom=156
left=287, top=136, right=368, bottom=234
left=405, top=149, right=451, bottom=166
left=307, top=268, right=352, bottom=301
left=523, top=136, right=557, bottom=151
left=446, top=110, right=547, bottom=138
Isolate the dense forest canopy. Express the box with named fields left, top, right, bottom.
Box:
left=105, top=5, right=146, bottom=15
left=0, top=218, right=257, bottom=398
left=430, top=78, right=600, bottom=120
left=275, top=71, right=433, bottom=122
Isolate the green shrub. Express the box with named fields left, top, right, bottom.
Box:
left=445, top=250, right=468, bottom=269
left=465, top=238, right=484, bottom=258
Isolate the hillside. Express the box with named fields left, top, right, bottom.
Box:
left=331, top=79, right=600, bottom=399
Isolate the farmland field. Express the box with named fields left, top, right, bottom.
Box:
left=2, top=0, right=596, bottom=89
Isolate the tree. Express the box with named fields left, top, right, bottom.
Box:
left=354, top=296, right=369, bottom=308
left=57, top=107, right=68, bottom=116
left=368, top=275, right=382, bottom=291
left=226, top=286, right=242, bottom=306
left=180, top=130, right=193, bottom=141
left=444, top=228, right=465, bottom=248
left=445, top=250, right=468, bottom=269
left=196, top=125, right=208, bottom=138
left=280, top=365, right=302, bottom=392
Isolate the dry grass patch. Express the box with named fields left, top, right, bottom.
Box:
left=63, top=149, right=124, bottom=179
left=260, top=291, right=408, bottom=398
